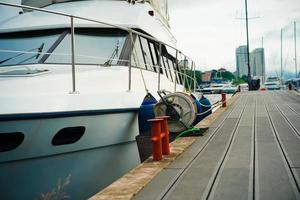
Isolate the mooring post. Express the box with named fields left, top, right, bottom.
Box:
left=156, top=116, right=170, bottom=155
left=148, top=119, right=163, bottom=161
left=221, top=92, right=226, bottom=107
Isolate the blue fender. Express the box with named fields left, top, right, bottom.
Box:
left=191, top=94, right=203, bottom=125
left=138, top=93, right=157, bottom=135
left=191, top=94, right=212, bottom=125
left=199, top=95, right=212, bottom=119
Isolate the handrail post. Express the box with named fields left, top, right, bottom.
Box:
left=128, top=31, right=133, bottom=91
left=183, top=56, right=187, bottom=92
left=174, top=50, right=178, bottom=92
left=158, top=43, right=162, bottom=91
left=70, top=16, right=78, bottom=94
left=193, top=61, right=196, bottom=92
left=178, top=52, right=184, bottom=89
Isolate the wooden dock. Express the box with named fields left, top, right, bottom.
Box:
left=134, top=91, right=300, bottom=200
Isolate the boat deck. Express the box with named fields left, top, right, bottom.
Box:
left=134, top=90, right=300, bottom=200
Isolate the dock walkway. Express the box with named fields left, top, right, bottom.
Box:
left=134, top=91, right=300, bottom=200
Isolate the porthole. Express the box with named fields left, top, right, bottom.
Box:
left=52, top=126, right=85, bottom=146
left=0, top=132, right=24, bottom=152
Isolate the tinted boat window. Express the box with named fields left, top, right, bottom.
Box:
left=131, top=35, right=146, bottom=69
left=148, top=42, right=158, bottom=72
left=0, top=30, right=62, bottom=67
left=0, top=29, right=128, bottom=67
left=162, top=56, right=171, bottom=78
left=46, top=28, right=127, bottom=65
left=167, top=57, right=175, bottom=82
left=168, top=58, right=176, bottom=82
left=139, top=36, right=154, bottom=71
left=174, top=62, right=182, bottom=84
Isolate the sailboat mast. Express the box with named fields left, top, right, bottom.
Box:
left=262, top=37, right=265, bottom=83
left=294, top=21, right=298, bottom=78
left=244, top=0, right=251, bottom=87
left=281, top=28, right=283, bottom=84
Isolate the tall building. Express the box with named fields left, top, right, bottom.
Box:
left=236, top=45, right=248, bottom=78
left=250, top=48, right=265, bottom=83
left=236, top=46, right=266, bottom=82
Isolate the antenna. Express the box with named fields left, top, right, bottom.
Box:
left=244, top=0, right=251, bottom=88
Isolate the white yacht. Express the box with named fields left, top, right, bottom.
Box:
left=0, top=1, right=201, bottom=199
left=199, top=82, right=237, bottom=94
left=264, top=76, right=281, bottom=90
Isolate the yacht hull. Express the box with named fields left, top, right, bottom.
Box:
left=0, top=110, right=140, bottom=200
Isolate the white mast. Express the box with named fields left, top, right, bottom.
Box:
left=294, top=21, right=298, bottom=78
left=281, top=28, right=283, bottom=84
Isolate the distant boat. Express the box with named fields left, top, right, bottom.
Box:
left=264, top=76, right=281, bottom=90
left=198, top=82, right=237, bottom=94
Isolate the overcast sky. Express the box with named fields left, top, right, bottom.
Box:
left=1, top=0, right=300, bottom=76
left=168, top=0, right=300, bottom=76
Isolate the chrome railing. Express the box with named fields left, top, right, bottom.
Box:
left=0, top=2, right=199, bottom=93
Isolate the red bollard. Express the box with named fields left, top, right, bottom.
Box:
left=156, top=116, right=170, bottom=155
left=148, top=118, right=163, bottom=161
left=221, top=92, right=226, bottom=107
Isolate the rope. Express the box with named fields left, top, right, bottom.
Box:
left=198, top=99, right=221, bottom=107
left=196, top=103, right=220, bottom=116
left=196, top=94, right=230, bottom=115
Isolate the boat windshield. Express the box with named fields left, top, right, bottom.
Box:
left=0, top=30, right=61, bottom=67
left=266, top=77, right=279, bottom=82
left=0, top=28, right=128, bottom=67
